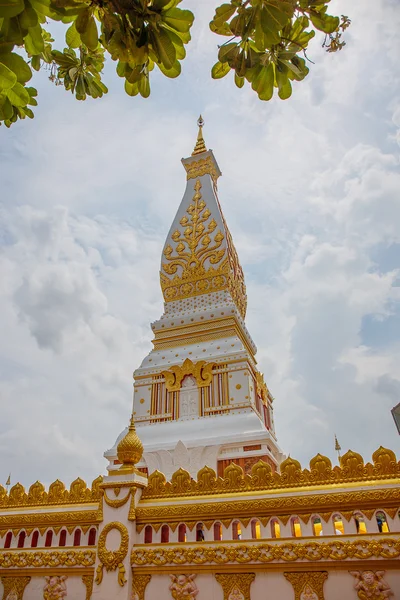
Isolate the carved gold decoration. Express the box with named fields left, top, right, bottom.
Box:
left=96, top=522, right=128, bottom=587
left=162, top=358, right=214, bottom=392
left=82, top=575, right=93, bottom=600
left=117, top=416, right=143, bottom=466
left=169, top=574, right=198, bottom=600
left=0, top=476, right=102, bottom=509
left=184, top=156, right=219, bottom=184
left=0, top=509, right=101, bottom=531
left=284, top=572, right=328, bottom=600
left=255, top=372, right=270, bottom=405
left=43, top=575, right=67, bottom=600
left=192, top=116, right=206, bottom=156
left=215, top=573, right=255, bottom=600
left=0, top=549, right=95, bottom=568
left=132, top=574, right=151, bottom=600
left=103, top=488, right=132, bottom=509
left=349, top=570, right=393, bottom=600
left=1, top=576, right=30, bottom=600
left=131, top=538, right=400, bottom=566
left=141, top=447, right=400, bottom=500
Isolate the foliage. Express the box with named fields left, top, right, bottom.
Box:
left=0, top=0, right=350, bottom=127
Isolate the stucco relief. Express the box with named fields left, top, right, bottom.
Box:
left=300, top=585, right=319, bottom=600
left=228, top=587, right=245, bottom=600
left=349, top=571, right=393, bottom=599
left=143, top=441, right=220, bottom=479
left=43, top=576, right=67, bottom=600
left=1, top=577, right=31, bottom=600
left=180, top=376, right=198, bottom=419
left=169, top=574, right=199, bottom=600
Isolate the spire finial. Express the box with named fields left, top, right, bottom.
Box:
left=192, top=114, right=207, bottom=156
left=117, top=413, right=143, bottom=467
left=334, top=434, right=342, bottom=461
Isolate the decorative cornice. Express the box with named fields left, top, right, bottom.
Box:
left=0, top=508, right=101, bottom=532
left=136, top=488, right=400, bottom=525
left=141, top=447, right=400, bottom=500
left=0, top=549, right=95, bottom=569
left=0, top=476, right=103, bottom=509
left=183, top=155, right=220, bottom=183
left=131, top=538, right=400, bottom=567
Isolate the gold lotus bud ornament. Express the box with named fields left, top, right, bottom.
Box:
left=117, top=415, right=143, bottom=468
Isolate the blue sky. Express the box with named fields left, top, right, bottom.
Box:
left=1, top=0, right=399, bottom=487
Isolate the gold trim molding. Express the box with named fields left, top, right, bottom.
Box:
left=131, top=538, right=400, bottom=567
left=0, top=477, right=103, bottom=509
left=141, top=447, right=400, bottom=500
left=284, top=571, right=328, bottom=600
left=0, top=549, right=95, bottom=568
left=0, top=509, right=101, bottom=532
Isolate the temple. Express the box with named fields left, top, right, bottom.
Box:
left=0, top=121, right=399, bottom=600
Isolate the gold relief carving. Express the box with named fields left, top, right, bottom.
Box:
left=132, top=574, right=151, bottom=600
left=255, top=372, right=269, bottom=405
left=141, top=446, right=400, bottom=500
left=43, top=575, right=67, bottom=600
left=349, top=570, right=393, bottom=600
left=162, top=358, right=214, bottom=392
left=1, top=576, right=30, bottom=600
left=103, top=489, right=132, bottom=509
left=131, top=538, right=400, bottom=567
left=215, top=573, right=255, bottom=600
left=169, top=574, right=199, bottom=600
left=383, top=507, right=397, bottom=519
left=184, top=156, right=219, bottom=183
left=361, top=510, right=376, bottom=521
left=82, top=575, right=93, bottom=600
left=284, top=572, right=328, bottom=600
left=95, top=522, right=128, bottom=587
left=0, top=477, right=103, bottom=509
left=0, top=550, right=95, bottom=568
left=136, top=487, right=400, bottom=524
left=0, top=510, right=100, bottom=531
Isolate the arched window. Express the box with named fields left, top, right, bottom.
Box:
left=354, top=513, right=367, bottom=534
left=232, top=521, right=241, bottom=540
left=31, top=531, right=39, bottom=548
left=214, top=522, right=222, bottom=541
left=312, top=516, right=323, bottom=536
left=333, top=515, right=344, bottom=535
left=144, top=526, right=152, bottom=544
left=88, top=528, right=97, bottom=546
left=178, top=524, right=186, bottom=543
left=161, top=525, right=169, bottom=543
left=59, top=530, right=67, bottom=547
left=270, top=518, right=280, bottom=539
left=17, top=531, right=26, bottom=548
left=376, top=511, right=389, bottom=533
left=45, top=530, right=53, bottom=547
left=73, top=529, right=81, bottom=547
left=290, top=517, right=302, bottom=538
left=196, top=523, right=205, bottom=542
left=4, top=532, right=12, bottom=548
left=251, top=519, right=261, bottom=540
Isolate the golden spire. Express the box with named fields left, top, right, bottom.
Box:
left=117, top=414, right=143, bottom=467
left=334, top=434, right=342, bottom=460
left=191, top=115, right=207, bottom=156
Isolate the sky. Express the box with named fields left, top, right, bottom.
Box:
left=0, top=0, right=399, bottom=488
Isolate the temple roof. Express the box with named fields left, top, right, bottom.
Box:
left=159, top=118, right=247, bottom=318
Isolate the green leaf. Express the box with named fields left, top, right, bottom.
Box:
left=0, top=94, right=13, bottom=119
left=218, top=42, right=238, bottom=63
left=162, top=8, right=194, bottom=33
left=309, top=10, right=339, bottom=33
left=75, top=7, right=90, bottom=34
left=150, top=27, right=176, bottom=69
left=66, top=21, right=80, bottom=48
left=18, top=2, right=38, bottom=28
left=31, top=54, right=41, bottom=70
left=211, top=3, right=236, bottom=26
left=0, top=61, right=17, bottom=89
left=234, top=72, right=244, bottom=88
left=81, top=15, right=98, bottom=50
left=138, top=73, right=150, bottom=97
left=211, top=60, right=230, bottom=79
left=6, top=81, right=30, bottom=106
left=157, top=58, right=181, bottom=78
left=252, top=63, right=274, bottom=100
left=0, top=52, right=32, bottom=83
left=209, top=19, right=232, bottom=36
left=125, top=80, right=139, bottom=96
left=0, top=0, right=24, bottom=18
left=24, top=23, right=45, bottom=54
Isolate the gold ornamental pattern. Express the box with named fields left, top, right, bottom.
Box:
left=162, top=358, right=214, bottom=392
left=160, top=179, right=247, bottom=317
left=132, top=574, right=152, bottom=600
left=215, top=573, right=255, bottom=600
left=95, top=522, right=129, bottom=587
left=141, top=446, right=400, bottom=500
left=284, top=572, right=328, bottom=600
left=0, top=550, right=95, bottom=568
left=131, top=538, right=400, bottom=567
left=0, top=576, right=31, bottom=600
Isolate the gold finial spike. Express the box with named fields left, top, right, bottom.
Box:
left=334, top=434, right=342, bottom=460
left=192, top=114, right=207, bottom=156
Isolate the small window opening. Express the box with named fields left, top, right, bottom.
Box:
left=45, top=530, right=53, bottom=547
left=88, top=528, right=97, bottom=546
left=161, top=525, right=169, bottom=543
left=178, top=524, right=186, bottom=543
left=4, top=532, right=12, bottom=548
left=232, top=521, right=242, bottom=540
left=31, top=531, right=39, bottom=548
left=354, top=514, right=367, bottom=534
left=376, top=512, right=389, bottom=533
left=196, top=523, right=205, bottom=542
left=144, top=525, right=153, bottom=544
left=312, top=517, right=323, bottom=536
left=73, top=529, right=81, bottom=547
left=17, top=531, right=26, bottom=548
left=59, top=530, right=67, bottom=547
left=270, top=519, right=280, bottom=539
left=291, top=517, right=302, bottom=537
left=214, top=522, right=222, bottom=541
left=251, top=519, right=261, bottom=540
left=333, top=515, right=344, bottom=535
